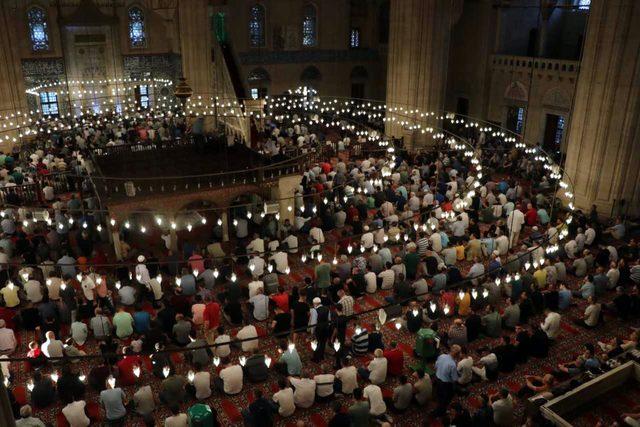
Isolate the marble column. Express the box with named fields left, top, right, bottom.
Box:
left=385, top=0, right=461, bottom=146
left=0, top=4, right=28, bottom=153
left=563, top=0, right=640, bottom=218
left=178, top=0, right=215, bottom=98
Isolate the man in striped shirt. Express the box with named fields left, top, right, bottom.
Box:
left=417, top=231, right=430, bottom=256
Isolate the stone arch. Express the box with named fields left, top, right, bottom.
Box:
left=350, top=65, right=369, bottom=81
left=542, top=87, right=571, bottom=109
left=300, top=65, right=322, bottom=84
left=504, top=81, right=529, bottom=102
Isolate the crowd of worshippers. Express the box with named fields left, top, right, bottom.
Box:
left=0, top=119, right=640, bottom=426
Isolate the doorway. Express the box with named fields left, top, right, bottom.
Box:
left=543, top=113, right=565, bottom=154
left=506, top=106, right=525, bottom=134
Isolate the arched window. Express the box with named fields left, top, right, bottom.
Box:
left=27, top=7, right=50, bottom=51
left=128, top=7, right=146, bottom=48
left=249, top=4, right=265, bottom=47
left=300, top=66, right=321, bottom=83
left=302, top=4, right=317, bottom=47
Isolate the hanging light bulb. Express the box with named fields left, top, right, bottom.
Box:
left=175, top=277, right=181, bottom=287
left=171, top=221, right=177, bottom=230
left=217, top=218, right=222, bottom=226
left=213, top=269, right=219, bottom=278
left=443, top=305, right=450, bottom=315
left=482, top=289, right=489, bottom=298
left=187, top=370, right=195, bottom=383
left=162, top=366, right=171, bottom=378
left=458, top=290, right=465, bottom=300
left=115, top=281, right=121, bottom=290
left=51, top=372, right=59, bottom=383
left=394, top=320, right=402, bottom=330
left=311, top=340, right=318, bottom=351
left=285, top=267, right=291, bottom=274
left=193, top=269, right=199, bottom=277
left=288, top=343, right=296, bottom=352
left=333, top=340, right=341, bottom=352
left=231, top=273, right=237, bottom=282
left=27, top=381, right=34, bottom=392
left=317, top=253, right=323, bottom=262
left=124, top=221, right=130, bottom=229
left=213, top=356, right=221, bottom=367
left=201, top=217, right=207, bottom=225
left=133, top=366, right=141, bottom=378
left=429, top=302, right=437, bottom=312
left=239, top=356, right=247, bottom=366
left=79, top=374, right=86, bottom=382
left=332, top=257, right=338, bottom=265
left=264, top=356, right=272, bottom=367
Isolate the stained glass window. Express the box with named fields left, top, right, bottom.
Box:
left=576, top=0, right=590, bottom=10
left=249, top=5, right=265, bottom=47
left=40, top=92, right=59, bottom=116
left=554, top=116, right=565, bottom=145
left=138, top=85, right=149, bottom=109
left=302, top=4, right=317, bottom=47
left=28, top=7, right=50, bottom=51
left=350, top=28, right=360, bottom=48
left=129, top=7, right=146, bottom=48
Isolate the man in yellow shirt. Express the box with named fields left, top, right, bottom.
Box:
left=533, top=267, right=547, bottom=289
left=0, top=282, right=20, bottom=308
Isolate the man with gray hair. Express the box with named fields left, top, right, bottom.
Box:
left=15, top=405, right=46, bottom=427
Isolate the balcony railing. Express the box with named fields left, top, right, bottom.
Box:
left=491, top=54, right=580, bottom=74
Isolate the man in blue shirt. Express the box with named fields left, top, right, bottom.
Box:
left=133, top=304, right=151, bottom=333
left=433, top=345, right=460, bottom=416
left=558, top=284, right=572, bottom=310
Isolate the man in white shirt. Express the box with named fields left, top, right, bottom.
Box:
left=364, top=266, right=377, bottom=294
left=62, top=400, right=90, bottom=427
left=192, top=363, right=212, bottom=400
left=248, top=279, right=264, bottom=298
left=585, top=226, right=596, bottom=245
left=361, top=226, right=374, bottom=249
left=358, top=349, right=387, bottom=385
left=24, top=278, right=43, bottom=303
left=165, top=405, right=188, bottom=427
left=378, top=265, right=395, bottom=290
left=272, top=378, right=295, bottom=417
left=249, top=289, right=269, bottom=321
left=335, top=358, right=358, bottom=394
left=135, top=256, right=151, bottom=288
left=363, top=383, right=387, bottom=416
left=269, top=250, right=289, bottom=274
left=457, top=349, right=474, bottom=385
left=247, top=234, right=265, bottom=254
left=80, top=275, right=96, bottom=302
left=217, top=363, right=243, bottom=395
left=0, top=320, right=17, bottom=354
left=214, top=327, right=231, bottom=358
left=283, top=234, right=299, bottom=253
left=289, top=372, right=316, bottom=408
left=309, top=226, right=325, bottom=244
left=506, top=207, right=525, bottom=247
left=314, top=373, right=335, bottom=400
left=540, top=308, right=561, bottom=339
left=248, top=255, right=265, bottom=277
left=236, top=324, right=259, bottom=352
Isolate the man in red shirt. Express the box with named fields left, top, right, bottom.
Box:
left=524, top=203, right=538, bottom=226
left=270, top=286, right=290, bottom=312
left=383, top=341, right=404, bottom=376
left=116, top=347, right=141, bottom=386
left=203, top=295, right=221, bottom=330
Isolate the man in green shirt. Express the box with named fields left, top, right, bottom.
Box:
left=482, top=305, right=503, bottom=338
left=112, top=306, right=134, bottom=339
left=276, top=341, right=302, bottom=376
left=404, top=246, right=420, bottom=280
left=315, top=261, right=331, bottom=289
left=348, top=388, right=370, bottom=427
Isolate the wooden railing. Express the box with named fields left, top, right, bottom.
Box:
left=0, top=172, right=81, bottom=206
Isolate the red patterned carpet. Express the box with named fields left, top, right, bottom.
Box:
left=6, top=229, right=640, bottom=426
